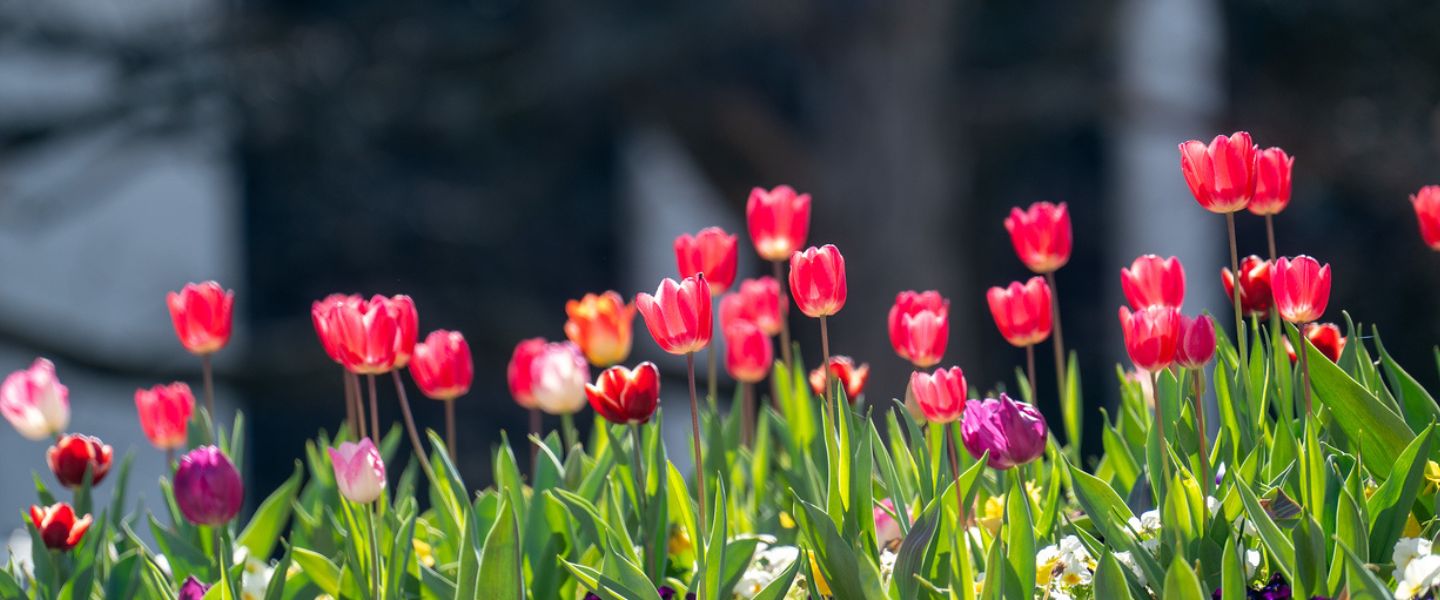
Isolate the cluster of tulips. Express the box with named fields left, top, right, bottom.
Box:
left=4, top=129, right=1440, bottom=599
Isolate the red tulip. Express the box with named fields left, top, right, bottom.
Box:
left=47, top=434, right=113, bottom=489
left=564, top=291, right=637, bottom=367
left=585, top=362, right=661, bottom=425
left=1004, top=201, right=1072, bottom=274
left=312, top=294, right=360, bottom=363
left=1175, top=314, right=1217, bottom=369
left=1248, top=147, right=1294, bottom=216
left=724, top=321, right=773, bottom=384
left=746, top=185, right=812, bottom=262
left=135, top=382, right=195, bottom=450
left=507, top=338, right=546, bottom=408
left=1118, top=305, right=1181, bottom=371
left=324, top=295, right=415, bottom=374
left=809, top=356, right=869, bottom=402
left=789, top=245, right=847, bottom=318
left=1285, top=322, right=1346, bottom=363
left=389, top=295, right=419, bottom=368
left=636, top=275, right=713, bottom=355
left=166, top=281, right=234, bottom=355
left=1120, top=255, right=1185, bottom=309
left=909, top=367, right=966, bottom=424
left=28, top=503, right=91, bottom=551
left=1220, top=256, right=1273, bottom=317
left=719, top=277, right=783, bottom=337
left=1272, top=255, right=1331, bottom=324
left=888, top=290, right=950, bottom=368
left=1410, top=185, right=1440, bottom=251
left=675, top=227, right=739, bottom=294
left=1179, top=131, right=1259, bottom=214
left=409, top=330, right=473, bottom=401
left=985, top=277, right=1052, bottom=348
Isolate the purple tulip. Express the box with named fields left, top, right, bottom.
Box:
left=177, top=576, right=210, bottom=600
left=960, top=394, right=1047, bottom=470
left=173, top=445, right=243, bottom=526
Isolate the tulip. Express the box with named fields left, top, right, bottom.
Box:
left=388, top=295, right=419, bottom=368
left=312, top=294, right=359, bottom=363
left=47, top=434, right=113, bottom=489
left=586, top=362, right=661, bottom=425
left=909, top=367, right=966, bottom=424
left=1272, top=255, right=1331, bottom=324
left=888, top=291, right=950, bottom=368
left=564, top=291, right=637, bottom=367
left=178, top=577, right=211, bottom=600
left=1411, top=186, right=1440, bottom=251
left=1120, top=255, right=1185, bottom=309
left=28, top=503, right=90, bottom=552
left=0, top=358, right=70, bottom=441
left=874, top=498, right=904, bottom=548
left=166, top=281, right=235, bottom=355
left=746, top=185, right=811, bottom=262
left=809, top=356, right=869, bottom=403
left=410, top=330, right=473, bottom=402
left=1285, top=322, right=1346, bottom=364
left=1004, top=201, right=1072, bottom=274
left=1118, top=305, right=1181, bottom=371
left=325, top=295, right=403, bottom=374
left=1174, top=314, right=1217, bottom=369
left=675, top=227, right=739, bottom=294
left=1220, top=256, right=1273, bottom=317
left=173, top=446, right=244, bottom=526
left=529, top=342, right=590, bottom=416
left=135, top=382, right=195, bottom=450
left=507, top=338, right=546, bottom=409
left=328, top=438, right=386, bottom=503
left=722, top=321, right=772, bottom=384
left=960, top=394, right=1048, bottom=470
left=788, top=245, right=847, bottom=318
left=636, top=275, right=713, bottom=355
left=986, top=277, right=1052, bottom=347
left=719, top=277, right=783, bottom=337
left=1249, top=147, right=1294, bottom=217
left=1179, top=131, right=1258, bottom=214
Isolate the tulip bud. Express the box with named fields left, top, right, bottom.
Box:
left=789, top=245, right=847, bottom=318
left=28, top=503, right=91, bottom=552
left=1004, top=201, right=1072, bottom=274
left=1179, top=131, right=1259, bottom=214
left=564, top=291, right=637, bottom=367
left=1175, top=314, right=1217, bottom=369
left=1120, top=255, right=1185, bottom=309
left=173, top=446, right=244, bottom=526
left=1272, top=255, right=1331, bottom=324
left=166, top=281, right=235, bottom=356
left=47, top=434, right=113, bottom=489
left=986, top=277, right=1052, bottom=348
left=507, top=338, right=547, bottom=408
left=328, top=438, right=386, bottom=504
left=0, top=358, right=70, bottom=441
left=178, top=577, right=211, bottom=600
left=409, top=330, right=473, bottom=401
left=1411, top=186, right=1440, bottom=251
left=529, top=342, right=590, bottom=416
left=1220, top=256, right=1273, bottom=317
left=674, top=227, right=739, bottom=294
left=585, top=362, right=661, bottom=425
left=809, top=356, right=869, bottom=403
left=1248, top=147, right=1294, bottom=216
left=135, top=382, right=195, bottom=450
left=723, top=321, right=773, bottom=384
left=719, top=277, right=783, bottom=337
left=746, top=185, right=812, bottom=262
left=1118, top=305, right=1182, bottom=372
left=909, top=367, right=966, bottom=424
left=960, top=394, right=1048, bottom=470
left=888, top=291, right=950, bottom=368
left=636, top=275, right=713, bottom=355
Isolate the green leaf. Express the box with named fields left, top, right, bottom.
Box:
left=700, top=482, right=728, bottom=600
left=791, top=495, right=878, bottom=600
left=237, top=461, right=302, bottom=560
left=1374, top=327, right=1440, bottom=435
left=1220, top=539, right=1245, bottom=600
left=1366, top=424, right=1434, bottom=560
left=893, top=501, right=940, bottom=600
left=1161, top=555, right=1206, bottom=600
left=477, top=498, right=525, bottom=599
left=1063, top=351, right=1083, bottom=450
left=751, top=548, right=805, bottom=600
left=1003, top=474, right=1035, bottom=600
left=1336, top=538, right=1392, bottom=600
left=291, top=548, right=342, bottom=598
left=1304, top=325, right=1415, bottom=477
left=1093, top=553, right=1136, bottom=600
left=1234, top=481, right=1295, bottom=579
left=1291, top=512, right=1326, bottom=599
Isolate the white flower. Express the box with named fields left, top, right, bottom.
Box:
left=1140, top=537, right=1160, bottom=553
left=879, top=549, right=898, bottom=588
left=1136, top=510, right=1161, bottom=535
left=1395, top=537, right=1434, bottom=582
left=1114, top=551, right=1146, bottom=588
left=1058, top=556, right=1092, bottom=587
left=1244, top=549, right=1261, bottom=579
left=1396, top=554, right=1440, bottom=600
left=240, top=555, right=274, bottom=600
left=735, top=545, right=801, bottom=599
left=1206, top=495, right=1220, bottom=517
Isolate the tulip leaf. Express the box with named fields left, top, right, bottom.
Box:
left=237, top=461, right=302, bottom=560
left=291, top=548, right=342, bottom=598
left=1093, top=552, right=1136, bottom=600
left=1302, top=324, right=1414, bottom=477
left=752, top=548, right=805, bottom=600
left=476, top=497, right=525, bottom=599
left=1366, top=424, right=1433, bottom=560
left=1220, top=539, right=1245, bottom=600
left=1161, top=555, right=1206, bottom=600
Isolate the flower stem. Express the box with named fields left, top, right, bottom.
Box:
left=707, top=297, right=719, bottom=410
left=686, top=352, right=708, bottom=537
left=368, top=375, right=380, bottom=446
left=1044, top=272, right=1068, bottom=436
left=772, top=260, right=793, bottom=368
left=352, top=373, right=368, bottom=440
left=629, top=422, right=647, bottom=572
left=742, top=382, right=755, bottom=448
left=1025, top=344, right=1038, bottom=405
left=1265, top=214, right=1278, bottom=262
left=820, top=315, right=834, bottom=420
left=390, top=371, right=437, bottom=488
left=213, top=527, right=230, bottom=595
left=368, top=505, right=382, bottom=600
left=1152, top=369, right=1170, bottom=485
left=1227, top=213, right=1248, bottom=383
left=1298, top=324, right=1314, bottom=417
left=561, top=413, right=578, bottom=451
left=445, top=400, right=457, bottom=467
left=1191, top=369, right=1210, bottom=495
left=343, top=370, right=358, bottom=440
left=201, top=354, right=217, bottom=439
left=946, top=423, right=967, bottom=531
left=529, top=408, right=541, bottom=471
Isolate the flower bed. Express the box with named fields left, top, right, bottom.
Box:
left=4, top=134, right=1440, bottom=599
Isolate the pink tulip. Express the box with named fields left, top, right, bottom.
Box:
left=410, top=330, right=473, bottom=401
left=747, top=185, right=812, bottom=262
left=636, top=275, right=713, bottom=355
left=0, top=358, right=70, bottom=441
left=888, top=291, right=950, bottom=368
left=1179, top=131, right=1258, bottom=214
left=675, top=227, right=739, bottom=294
left=1272, top=255, right=1331, bottom=324
left=135, top=382, right=195, bottom=450
left=789, top=245, right=847, bottom=318
left=910, top=367, right=967, bottom=424
left=1120, top=255, right=1185, bottom=309
left=166, top=281, right=234, bottom=355
left=1174, top=314, right=1216, bottom=369
left=328, top=438, right=386, bottom=504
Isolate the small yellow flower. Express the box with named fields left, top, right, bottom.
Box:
left=1037, top=555, right=1059, bottom=586
left=779, top=511, right=796, bottom=529
left=979, top=495, right=1005, bottom=535
left=668, top=525, right=693, bottom=556
left=414, top=539, right=435, bottom=569
left=808, top=551, right=832, bottom=596
left=1404, top=513, right=1423, bottom=538
left=1364, top=480, right=1379, bottom=501
left=1425, top=461, right=1440, bottom=495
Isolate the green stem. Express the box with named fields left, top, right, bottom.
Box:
left=561, top=413, right=579, bottom=452
left=772, top=260, right=793, bottom=368
left=391, top=371, right=438, bottom=488
left=686, top=352, right=708, bottom=537
left=630, top=422, right=647, bottom=575
left=368, top=506, right=382, bottom=600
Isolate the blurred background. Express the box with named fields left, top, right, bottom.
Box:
left=2, top=0, right=1439, bottom=525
